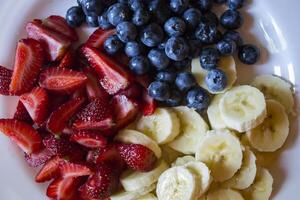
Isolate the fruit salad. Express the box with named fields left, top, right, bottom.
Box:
left=0, top=0, right=296, bottom=200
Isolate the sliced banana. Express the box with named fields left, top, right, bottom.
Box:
left=222, top=148, right=257, bottom=189
left=207, top=94, right=227, bottom=130
left=219, top=85, right=267, bottom=132
left=156, top=166, right=197, bottom=200
left=247, top=99, right=289, bottom=152
left=172, top=156, right=196, bottom=167
left=192, top=56, right=237, bottom=94
left=168, top=106, right=209, bottom=154
left=242, top=167, right=273, bottom=200
left=110, top=183, right=156, bottom=200
left=120, top=160, right=168, bottom=192
left=136, top=108, right=180, bottom=144
left=195, top=129, right=243, bottom=182
left=161, top=145, right=183, bottom=165
left=136, top=193, right=158, bottom=200
left=207, top=188, right=244, bottom=200
left=251, top=74, right=294, bottom=114
left=115, top=129, right=162, bottom=158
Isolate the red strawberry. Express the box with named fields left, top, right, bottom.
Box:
left=117, top=143, right=157, bottom=172
left=47, top=177, right=81, bottom=200
left=39, top=67, right=87, bottom=94
left=59, top=162, right=92, bottom=178
left=26, top=20, right=71, bottom=61
left=20, top=87, right=49, bottom=125
left=43, top=15, right=78, bottom=42
left=9, top=39, right=45, bottom=95
left=13, top=101, right=33, bottom=124
left=135, top=75, right=151, bottom=89
left=47, top=97, right=86, bottom=134
left=141, top=90, right=157, bottom=116
left=81, top=46, right=132, bottom=95
left=72, top=87, right=88, bottom=99
left=73, top=98, right=114, bottom=131
left=0, top=119, right=42, bottom=154
left=70, top=131, right=107, bottom=149
left=24, top=148, right=54, bottom=167
left=112, top=53, right=130, bottom=67
left=58, top=49, right=76, bottom=68
left=118, top=83, right=143, bottom=100
left=0, top=65, right=12, bottom=95
left=35, top=156, right=63, bottom=182
left=86, top=28, right=116, bottom=50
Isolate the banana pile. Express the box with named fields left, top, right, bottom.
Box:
left=110, top=61, right=295, bottom=200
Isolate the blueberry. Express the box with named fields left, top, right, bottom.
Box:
left=101, top=0, right=117, bottom=6
left=220, top=9, right=243, bottom=30
left=165, top=37, right=190, bottom=61
left=201, top=11, right=219, bottom=25
left=164, top=17, right=186, bottom=37
left=118, top=0, right=128, bottom=3
left=223, top=30, right=243, bottom=46
left=98, top=11, right=113, bottom=29
left=186, top=87, right=210, bottom=111
left=205, top=69, right=227, bottom=92
left=82, top=0, right=103, bottom=16
left=156, top=70, right=176, bottom=83
left=195, top=22, right=218, bottom=44
left=183, top=8, right=202, bottom=29
left=172, top=59, right=191, bottom=70
left=132, top=8, right=151, bottom=26
left=148, top=49, right=170, bottom=70
left=116, top=22, right=137, bottom=42
left=148, top=0, right=171, bottom=24
left=77, top=0, right=84, bottom=6
left=238, top=44, right=260, bottom=65
left=169, top=0, right=189, bottom=14
left=128, top=0, right=145, bottom=11
left=175, top=72, right=197, bottom=92
left=66, top=6, right=85, bottom=27
left=104, top=35, right=123, bottom=55
left=148, top=81, right=170, bottom=101
left=199, top=47, right=220, bottom=70
left=129, top=56, right=150, bottom=75
left=140, top=23, right=164, bottom=47
left=216, top=39, right=237, bottom=55
left=86, top=15, right=99, bottom=27
left=107, top=3, right=131, bottom=26
left=125, top=41, right=144, bottom=57
left=228, top=0, right=246, bottom=10
left=188, top=39, right=202, bottom=58
left=213, top=0, right=226, bottom=4
left=195, top=0, right=213, bottom=11
left=165, top=89, right=182, bottom=106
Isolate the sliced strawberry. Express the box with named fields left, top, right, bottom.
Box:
left=81, top=46, right=132, bottom=95
left=112, top=53, right=130, bottom=67
left=0, top=119, right=42, bottom=154
left=13, top=101, right=33, bottom=124
left=86, top=28, right=116, bottom=50
left=118, top=83, right=143, bottom=100
left=9, top=39, right=44, bottom=95
left=24, top=147, right=54, bottom=167
left=47, top=97, right=86, bottom=134
left=135, top=75, right=152, bottom=89
left=35, top=156, right=63, bottom=182
left=70, top=131, right=107, bottom=148
left=39, top=67, right=87, bottom=94
left=141, top=90, right=157, bottom=116
left=26, top=20, right=71, bottom=61
left=0, top=65, right=12, bottom=95
left=58, top=49, right=76, bottom=68
left=72, top=87, right=87, bottom=99
left=20, top=87, right=49, bottom=125
left=73, top=98, right=114, bottom=131
left=43, top=15, right=78, bottom=42
left=59, top=162, right=92, bottom=178
left=47, top=177, right=81, bottom=200
left=117, top=143, right=157, bottom=172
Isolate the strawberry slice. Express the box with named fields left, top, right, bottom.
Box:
left=26, top=20, right=71, bottom=61
left=35, top=156, right=63, bottom=182
left=59, top=162, right=92, bottom=178
left=39, top=67, right=87, bottom=94
left=0, top=119, right=42, bottom=154
left=43, top=15, right=78, bottom=42
left=9, top=39, right=45, bottom=95
left=13, top=101, right=33, bottom=124
left=20, top=87, right=49, bottom=125
left=118, top=83, right=143, bottom=100
left=73, top=98, right=114, bottom=131
left=112, top=53, right=130, bottom=67
left=0, top=65, right=12, bottom=95
left=141, top=90, right=157, bottom=116
left=47, top=97, right=85, bottom=134
left=81, top=46, right=132, bottom=95
left=58, top=49, right=76, bottom=68
left=70, top=131, right=107, bottom=148
left=86, top=28, right=116, bottom=50
left=24, top=147, right=54, bottom=167
left=47, top=177, right=81, bottom=200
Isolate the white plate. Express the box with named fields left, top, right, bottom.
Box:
left=0, top=0, right=299, bottom=199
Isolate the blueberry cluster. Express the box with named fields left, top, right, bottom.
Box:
left=66, top=0, right=261, bottom=111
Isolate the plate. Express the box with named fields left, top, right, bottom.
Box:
left=0, top=0, right=299, bottom=199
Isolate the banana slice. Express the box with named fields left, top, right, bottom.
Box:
left=222, top=148, right=257, bottom=189
left=120, top=160, right=168, bottom=192
left=207, top=94, right=227, bottom=130
left=198, top=196, right=206, bottom=200
left=115, top=129, right=162, bottom=158
left=156, top=166, right=197, bottom=200
left=219, top=85, right=267, bottom=132
left=242, top=167, right=273, bottom=200
left=192, top=56, right=237, bottom=94
left=136, top=108, right=180, bottom=144
left=207, top=188, right=244, bottom=200
left=110, top=183, right=156, bottom=200
left=172, top=156, right=196, bottom=167
left=168, top=106, right=209, bottom=154
left=251, top=74, right=295, bottom=114
left=136, top=193, right=158, bottom=200
left=195, top=129, right=243, bottom=182
left=161, top=145, right=183, bottom=165
left=247, top=99, right=289, bottom=152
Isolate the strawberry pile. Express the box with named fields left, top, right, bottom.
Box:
left=0, top=15, right=158, bottom=200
